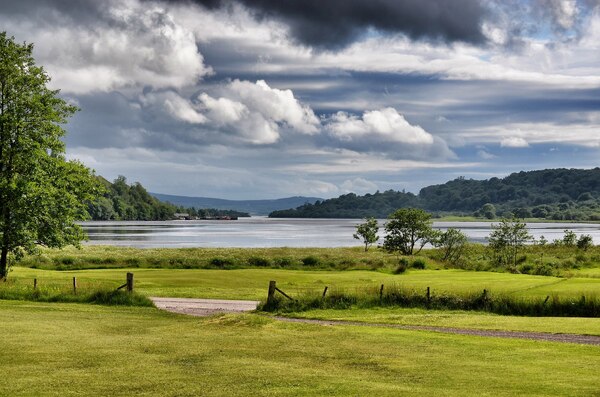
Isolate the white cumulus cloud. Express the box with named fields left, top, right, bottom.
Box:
left=327, top=108, right=434, bottom=145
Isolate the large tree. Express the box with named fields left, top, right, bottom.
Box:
left=0, top=33, right=100, bottom=279
left=383, top=208, right=436, bottom=255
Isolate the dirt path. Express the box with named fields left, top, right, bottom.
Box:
left=150, top=297, right=600, bottom=346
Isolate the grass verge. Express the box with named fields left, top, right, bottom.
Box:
left=0, top=281, right=153, bottom=306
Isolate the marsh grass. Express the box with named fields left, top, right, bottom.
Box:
left=260, top=283, right=600, bottom=317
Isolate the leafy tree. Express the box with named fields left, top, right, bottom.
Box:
left=353, top=217, right=379, bottom=252
left=383, top=208, right=435, bottom=255
left=487, top=218, right=532, bottom=269
left=0, top=33, right=101, bottom=279
left=481, top=203, right=496, bottom=219
left=434, top=228, right=468, bottom=266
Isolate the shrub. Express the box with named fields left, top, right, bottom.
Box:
left=248, top=256, right=271, bottom=267
left=273, top=257, right=295, bottom=267
left=58, top=256, right=75, bottom=265
left=210, top=257, right=234, bottom=268
left=577, top=234, right=593, bottom=250
left=394, top=258, right=409, bottom=274
left=411, top=259, right=426, bottom=269
left=302, top=256, right=320, bottom=267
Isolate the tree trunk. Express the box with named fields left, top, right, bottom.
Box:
left=0, top=245, right=8, bottom=280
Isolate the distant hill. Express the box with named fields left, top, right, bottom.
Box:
left=270, top=168, right=600, bottom=221
left=87, top=177, right=249, bottom=220
left=150, top=193, right=322, bottom=215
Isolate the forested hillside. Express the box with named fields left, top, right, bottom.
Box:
left=87, top=176, right=248, bottom=221
left=270, top=168, right=600, bottom=220
left=270, top=190, right=419, bottom=218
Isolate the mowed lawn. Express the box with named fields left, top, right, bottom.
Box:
left=0, top=300, right=599, bottom=397
left=9, top=266, right=600, bottom=300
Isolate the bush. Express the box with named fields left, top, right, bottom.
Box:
left=248, top=256, right=271, bottom=267
left=394, top=258, right=409, bottom=274
left=273, top=257, right=295, bottom=267
left=577, top=234, right=593, bottom=250
left=210, top=257, right=234, bottom=268
left=411, top=259, right=426, bottom=269
left=302, top=256, right=320, bottom=267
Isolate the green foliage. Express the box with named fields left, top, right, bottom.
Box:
left=270, top=190, right=420, bottom=218
left=480, top=203, right=496, bottom=219
left=577, top=234, right=594, bottom=250
left=270, top=168, right=600, bottom=220
left=383, top=208, right=435, bottom=255
left=352, top=217, right=379, bottom=251
left=562, top=229, right=577, bottom=247
left=0, top=33, right=101, bottom=278
left=302, top=256, right=321, bottom=266
left=487, top=218, right=532, bottom=269
left=434, top=228, right=468, bottom=266
left=394, top=258, right=409, bottom=274
left=247, top=256, right=271, bottom=267
left=410, top=258, right=426, bottom=269
left=88, top=176, right=250, bottom=221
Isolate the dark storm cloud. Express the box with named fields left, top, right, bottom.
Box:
left=176, top=0, right=488, bottom=49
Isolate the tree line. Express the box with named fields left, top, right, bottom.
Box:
left=270, top=168, right=600, bottom=220
left=87, top=176, right=249, bottom=221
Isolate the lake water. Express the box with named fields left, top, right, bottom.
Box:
left=80, top=218, right=600, bottom=248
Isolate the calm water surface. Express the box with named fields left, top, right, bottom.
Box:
left=80, top=218, right=600, bottom=248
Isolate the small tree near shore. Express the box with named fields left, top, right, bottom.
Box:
left=0, top=33, right=101, bottom=279
left=353, top=217, right=379, bottom=252
left=487, top=218, right=532, bottom=270
left=434, top=228, right=468, bottom=266
left=383, top=208, right=435, bottom=256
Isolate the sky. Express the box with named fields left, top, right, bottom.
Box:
left=1, top=0, right=600, bottom=199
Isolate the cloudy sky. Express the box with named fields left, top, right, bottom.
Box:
left=2, top=0, right=600, bottom=199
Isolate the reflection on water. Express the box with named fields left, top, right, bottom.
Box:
left=79, top=218, right=600, bottom=248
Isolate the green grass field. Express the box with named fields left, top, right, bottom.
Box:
left=9, top=266, right=600, bottom=300
left=1, top=300, right=599, bottom=397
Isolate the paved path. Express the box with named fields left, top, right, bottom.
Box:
left=150, top=297, right=600, bottom=346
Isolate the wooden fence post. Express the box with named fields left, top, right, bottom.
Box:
left=126, top=272, right=134, bottom=292
left=33, top=278, right=37, bottom=290
left=72, top=277, right=77, bottom=294
left=426, top=286, right=431, bottom=302
left=322, top=286, right=328, bottom=299
left=379, top=284, right=384, bottom=300
left=267, top=280, right=276, bottom=305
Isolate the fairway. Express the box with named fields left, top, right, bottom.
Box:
left=10, top=266, right=600, bottom=300
left=0, top=300, right=599, bottom=397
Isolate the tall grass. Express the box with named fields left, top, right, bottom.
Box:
left=259, top=284, right=600, bottom=317
left=0, top=280, right=153, bottom=307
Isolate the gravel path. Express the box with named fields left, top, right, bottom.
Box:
left=150, top=297, right=600, bottom=346
left=151, top=297, right=260, bottom=317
